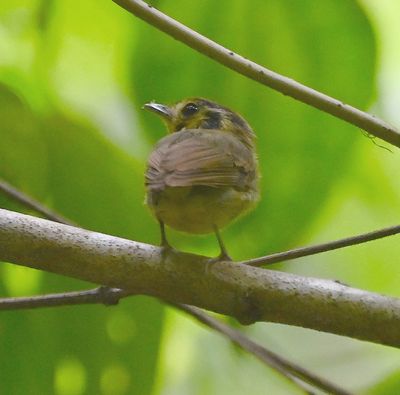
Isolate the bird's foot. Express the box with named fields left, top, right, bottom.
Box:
left=217, top=251, right=233, bottom=262
left=159, top=241, right=176, bottom=261
left=205, top=252, right=233, bottom=275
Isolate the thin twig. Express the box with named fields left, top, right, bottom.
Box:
left=241, top=224, right=400, bottom=267
left=176, top=304, right=353, bottom=395
left=0, top=287, right=128, bottom=310
left=0, top=288, right=352, bottom=395
left=0, top=179, right=74, bottom=225
left=112, top=0, right=400, bottom=148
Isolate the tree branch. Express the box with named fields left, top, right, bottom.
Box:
left=0, top=287, right=351, bottom=395
left=2, top=176, right=399, bottom=270
left=111, top=0, right=400, bottom=148
left=178, top=304, right=351, bottom=395
left=242, top=224, right=400, bottom=267
left=0, top=179, right=74, bottom=225
left=1, top=208, right=399, bottom=348
left=0, top=287, right=126, bottom=310
left=0, top=179, right=351, bottom=394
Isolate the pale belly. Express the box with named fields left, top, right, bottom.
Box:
left=147, top=185, right=258, bottom=234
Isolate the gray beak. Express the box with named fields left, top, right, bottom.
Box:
left=143, top=102, right=172, bottom=119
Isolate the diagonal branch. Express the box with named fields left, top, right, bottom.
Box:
left=0, top=179, right=74, bottom=225
left=0, top=287, right=126, bottom=310
left=2, top=177, right=399, bottom=270
left=1, top=208, right=400, bottom=348
left=242, top=224, right=400, bottom=267
left=178, top=304, right=351, bottom=395
left=0, top=180, right=346, bottom=394
left=0, top=287, right=351, bottom=395
left=111, top=0, right=400, bottom=148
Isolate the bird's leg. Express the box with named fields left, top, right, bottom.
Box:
left=213, top=225, right=232, bottom=261
left=205, top=226, right=232, bottom=273
left=159, top=219, right=172, bottom=250
left=158, top=220, right=174, bottom=262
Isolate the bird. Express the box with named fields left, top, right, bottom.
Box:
left=144, top=97, right=259, bottom=260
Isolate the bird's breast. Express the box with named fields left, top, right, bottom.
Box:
left=147, top=185, right=258, bottom=234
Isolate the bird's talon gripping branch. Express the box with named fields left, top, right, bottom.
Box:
left=217, top=252, right=233, bottom=262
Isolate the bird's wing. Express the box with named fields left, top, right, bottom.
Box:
left=146, top=130, right=255, bottom=191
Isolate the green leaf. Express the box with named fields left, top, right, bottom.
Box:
left=132, top=0, right=376, bottom=259
left=0, top=85, right=47, bottom=209
left=365, top=370, right=400, bottom=395
left=0, top=84, right=163, bottom=395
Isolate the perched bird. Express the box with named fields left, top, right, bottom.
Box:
left=144, top=98, right=259, bottom=260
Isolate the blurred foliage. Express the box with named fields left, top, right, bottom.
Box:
left=366, top=370, right=400, bottom=395
left=133, top=0, right=375, bottom=259
left=0, top=0, right=399, bottom=394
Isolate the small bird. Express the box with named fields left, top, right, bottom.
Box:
left=144, top=98, right=259, bottom=260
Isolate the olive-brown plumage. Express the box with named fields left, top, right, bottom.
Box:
left=144, top=98, right=259, bottom=259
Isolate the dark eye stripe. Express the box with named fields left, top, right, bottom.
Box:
left=182, top=103, right=199, bottom=117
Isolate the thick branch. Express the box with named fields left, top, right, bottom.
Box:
left=3, top=176, right=398, bottom=270
left=1, top=208, right=399, bottom=347
left=0, top=180, right=351, bottom=393
left=112, top=0, right=400, bottom=148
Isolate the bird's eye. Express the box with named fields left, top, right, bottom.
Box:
left=182, top=103, right=199, bottom=117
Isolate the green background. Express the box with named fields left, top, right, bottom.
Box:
left=0, top=0, right=399, bottom=394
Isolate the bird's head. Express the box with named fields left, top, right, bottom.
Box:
left=144, top=97, right=255, bottom=147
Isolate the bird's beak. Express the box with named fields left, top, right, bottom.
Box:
left=143, top=102, right=173, bottom=119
